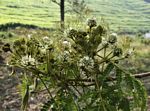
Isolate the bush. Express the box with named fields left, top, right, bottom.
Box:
left=8, top=19, right=147, bottom=111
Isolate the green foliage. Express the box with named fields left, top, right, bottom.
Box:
left=9, top=19, right=147, bottom=111
left=21, top=78, right=30, bottom=111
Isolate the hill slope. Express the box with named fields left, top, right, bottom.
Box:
left=0, top=0, right=150, bottom=32
left=87, top=0, right=150, bottom=32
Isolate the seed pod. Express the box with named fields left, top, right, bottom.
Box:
left=113, top=48, right=123, bottom=57
left=2, top=43, right=12, bottom=52
left=95, top=25, right=105, bottom=36
left=68, top=29, right=77, bottom=39
left=20, top=38, right=26, bottom=45
left=87, top=18, right=97, bottom=28
left=114, top=60, right=119, bottom=64
left=77, top=31, right=87, bottom=37
left=13, top=40, right=21, bottom=47
left=108, top=34, right=117, bottom=44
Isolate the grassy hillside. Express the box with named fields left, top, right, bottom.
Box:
left=87, top=0, right=150, bottom=32
left=0, top=0, right=60, bottom=27
left=0, top=0, right=150, bottom=32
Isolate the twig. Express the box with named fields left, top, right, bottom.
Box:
left=37, top=73, right=53, bottom=99
left=67, top=72, right=150, bottom=83
left=52, top=0, right=60, bottom=6
left=134, top=72, right=150, bottom=79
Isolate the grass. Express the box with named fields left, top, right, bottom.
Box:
left=87, top=0, right=150, bottom=32
left=117, top=35, right=150, bottom=73
left=0, top=0, right=60, bottom=27
left=0, top=0, right=150, bottom=32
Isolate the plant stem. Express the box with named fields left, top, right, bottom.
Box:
left=96, top=45, right=108, bottom=53
left=101, top=47, right=106, bottom=72
left=37, top=73, right=53, bottom=99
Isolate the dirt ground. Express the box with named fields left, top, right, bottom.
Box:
left=0, top=66, right=50, bottom=111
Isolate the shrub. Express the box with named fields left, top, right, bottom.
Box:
left=9, top=19, right=147, bottom=111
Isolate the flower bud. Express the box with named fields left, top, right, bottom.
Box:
left=43, top=36, right=49, bottom=41
left=13, top=40, right=21, bottom=47
left=113, top=48, right=123, bottom=57
left=68, top=29, right=77, bottom=39
left=108, top=34, right=117, bottom=44
left=2, top=43, right=12, bottom=52
left=86, top=18, right=97, bottom=28
left=124, top=48, right=134, bottom=58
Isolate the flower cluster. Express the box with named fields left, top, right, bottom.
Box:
left=79, top=56, right=94, bottom=70
left=86, top=18, right=97, bottom=28
left=21, top=55, right=36, bottom=66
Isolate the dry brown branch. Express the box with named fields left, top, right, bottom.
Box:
left=68, top=72, right=150, bottom=83
left=134, top=72, right=150, bottom=79
left=52, top=0, right=60, bottom=6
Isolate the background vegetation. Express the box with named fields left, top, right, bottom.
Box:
left=0, top=0, right=150, bottom=33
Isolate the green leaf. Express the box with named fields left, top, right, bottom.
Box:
left=118, top=97, right=130, bottom=111
left=21, top=83, right=29, bottom=111
left=116, top=67, right=122, bottom=84
left=115, top=67, right=123, bottom=93
left=103, top=63, right=114, bottom=76
left=133, top=79, right=147, bottom=111
left=46, top=50, right=51, bottom=74
left=101, top=62, right=114, bottom=84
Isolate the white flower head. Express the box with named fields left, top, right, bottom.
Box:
left=79, top=56, right=94, bottom=68
left=27, top=34, right=32, bottom=39
left=84, top=56, right=90, bottom=61
left=40, top=48, right=47, bottom=54
left=86, top=17, right=97, bottom=27
left=63, top=40, right=70, bottom=45
left=69, top=27, right=73, bottom=31
left=64, top=50, right=70, bottom=56
left=43, top=36, right=53, bottom=45
left=43, top=36, right=49, bottom=41
left=125, top=48, right=134, bottom=58
left=64, top=27, right=73, bottom=36
left=21, top=55, right=36, bottom=66
left=63, top=50, right=70, bottom=60
left=111, top=33, right=117, bottom=37
left=62, top=40, right=71, bottom=50
left=63, top=40, right=69, bottom=45
left=56, top=50, right=70, bottom=61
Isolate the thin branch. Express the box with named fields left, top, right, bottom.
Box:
left=37, top=73, right=53, bottom=99
left=67, top=72, right=150, bottom=83
left=70, top=84, right=82, bottom=96
left=52, top=0, right=60, bottom=6
left=96, top=45, right=108, bottom=53
left=128, top=96, right=150, bottom=101
left=3, top=63, right=150, bottom=83
left=134, top=72, right=150, bottom=79
left=0, top=63, right=8, bottom=66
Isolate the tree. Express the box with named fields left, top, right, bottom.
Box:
left=52, top=0, right=89, bottom=30
left=60, top=0, right=65, bottom=29
left=51, top=0, right=65, bottom=29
